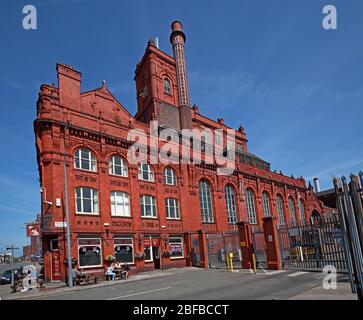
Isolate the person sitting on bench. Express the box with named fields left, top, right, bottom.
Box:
left=105, top=265, right=116, bottom=281
left=121, top=262, right=130, bottom=279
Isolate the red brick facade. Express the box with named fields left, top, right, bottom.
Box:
left=34, top=21, right=322, bottom=282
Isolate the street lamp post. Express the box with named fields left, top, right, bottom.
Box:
left=6, top=245, right=19, bottom=291
left=63, top=121, right=73, bottom=287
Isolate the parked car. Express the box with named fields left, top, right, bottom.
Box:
left=0, top=268, right=23, bottom=285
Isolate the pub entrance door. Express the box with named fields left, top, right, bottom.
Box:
left=50, top=239, right=61, bottom=282
left=152, top=246, right=161, bottom=269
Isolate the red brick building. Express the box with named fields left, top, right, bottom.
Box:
left=34, top=21, right=322, bottom=282
left=23, top=245, right=31, bottom=260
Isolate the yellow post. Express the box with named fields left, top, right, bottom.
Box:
left=252, top=253, right=257, bottom=274
left=226, top=251, right=230, bottom=271
left=229, top=253, right=233, bottom=272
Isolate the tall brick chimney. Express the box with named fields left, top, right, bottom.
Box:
left=56, top=63, right=81, bottom=110
left=170, top=21, right=193, bottom=129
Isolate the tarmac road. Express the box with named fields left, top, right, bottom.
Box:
left=22, top=268, right=356, bottom=300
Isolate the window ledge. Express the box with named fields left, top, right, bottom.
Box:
left=111, top=215, right=133, bottom=219
left=78, top=265, right=103, bottom=269
left=109, top=173, right=129, bottom=179
left=138, top=178, right=155, bottom=183
left=74, top=168, right=98, bottom=174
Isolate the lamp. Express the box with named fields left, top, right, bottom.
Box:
left=40, top=187, right=52, bottom=206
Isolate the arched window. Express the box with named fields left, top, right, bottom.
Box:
left=164, top=167, right=177, bottom=185
left=75, top=187, right=99, bottom=214
left=138, top=163, right=154, bottom=182
left=311, top=210, right=321, bottom=224
left=165, top=198, right=180, bottom=219
left=276, top=195, right=285, bottom=225
left=225, top=185, right=237, bottom=224
left=298, top=199, right=306, bottom=224
left=288, top=197, right=297, bottom=225
left=109, top=155, right=128, bottom=177
left=262, top=191, right=271, bottom=218
left=164, top=78, right=171, bottom=95
left=74, top=148, right=97, bottom=172
left=246, top=189, right=257, bottom=224
left=110, top=191, right=130, bottom=217
left=199, top=180, right=214, bottom=223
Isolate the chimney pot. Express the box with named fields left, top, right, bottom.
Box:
left=313, top=177, right=321, bottom=193
left=171, top=20, right=183, bottom=31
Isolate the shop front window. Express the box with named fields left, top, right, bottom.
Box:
left=78, top=238, right=102, bottom=268
left=114, top=238, right=134, bottom=263
left=169, top=236, right=184, bottom=259
left=144, top=245, right=152, bottom=261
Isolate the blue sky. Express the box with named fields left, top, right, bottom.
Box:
left=0, top=0, right=362, bottom=255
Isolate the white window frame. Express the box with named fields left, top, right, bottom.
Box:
left=77, top=238, right=102, bottom=269
left=140, top=195, right=157, bottom=218
left=144, top=236, right=153, bottom=262
left=288, top=197, right=297, bottom=225
left=199, top=180, right=214, bottom=223
left=164, top=167, right=177, bottom=186
left=110, top=191, right=130, bottom=217
left=225, top=185, right=237, bottom=224
left=138, top=163, right=154, bottom=182
left=276, top=195, right=285, bottom=225
left=169, top=236, right=184, bottom=259
left=109, top=155, right=128, bottom=177
left=75, top=187, right=99, bottom=215
left=114, top=237, right=134, bottom=264
left=165, top=198, right=180, bottom=219
left=298, top=199, right=306, bottom=224
left=246, top=189, right=257, bottom=224
left=164, top=78, right=171, bottom=95
left=74, top=148, right=97, bottom=172
left=262, top=192, right=271, bottom=218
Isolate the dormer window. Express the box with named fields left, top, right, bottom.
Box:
left=164, top=78, right=171, bottom=95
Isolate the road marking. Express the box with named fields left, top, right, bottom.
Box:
left=107, top=286, right=172, bottom=300
left=288, top=271, right=308, bottom=277
left=262, top=270, right=286, bottom=275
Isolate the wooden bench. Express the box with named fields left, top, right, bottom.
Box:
left=74, top=273, right=97, bottom=286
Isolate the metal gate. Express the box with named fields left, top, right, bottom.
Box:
left=251, top=226, right=267, bottom=269
left=206, top=232, right=242, bottom=269
left=191, top=233, right=200, bottom=267
left=277, top=215, right=347, bottom=272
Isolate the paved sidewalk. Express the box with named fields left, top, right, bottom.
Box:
left=0, top=279, right=67, bottom=300
left=289, top=281, right=357, bottom=300
left=0, top=267, right=201, bottom=300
